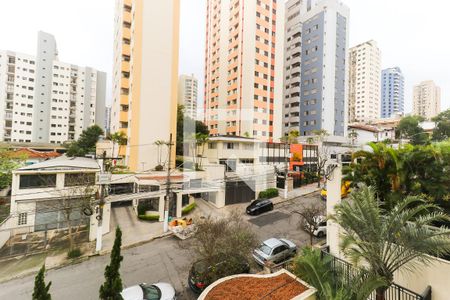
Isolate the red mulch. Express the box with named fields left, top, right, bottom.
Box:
left=204, top=273, right=308, bottom=300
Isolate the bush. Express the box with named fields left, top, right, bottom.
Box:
left=182, top=202, right=196, bottom=215
left=258, top=188, right=279, bottom=199
left=67, top=248, right=82, bottom=259
left=154, top=165, right=163, bottom=171
left=138, top=214, right=160, bottom=221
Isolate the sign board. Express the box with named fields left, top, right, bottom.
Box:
left=97, top=173, right=112, bottom=184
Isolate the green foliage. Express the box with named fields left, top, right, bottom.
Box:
left=0, top=149, right=22, bottom=189
left=32, top=265, right=52, bottom=300
left=67, top=248, right=82, bottom=259
left=432, top=109, right=450, bottom=141
left=67, top=125, right=104, bottom=157
left=396, top=115, right=428, bottom=145
left=110, top=131, right=128, bottom=146
left=258, top=188, right=279, bottom=199
left=100, top=227, right=124, bottom=300
left=182, top=202, right=196, bottom=215
left=176, top=105, right=209, bottom=156
left=331, top=185, right=450, bottom=288
left=138, top=214, right=160, bottom=221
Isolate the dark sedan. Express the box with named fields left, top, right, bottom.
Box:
left=246, top=199, right=274, bottom=216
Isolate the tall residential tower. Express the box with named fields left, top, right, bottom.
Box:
left=178, top=74, right=198, bottom=120
left=348, top=40, right=381, bottom=123
left=413, top=80, right=441, bottom=119
left=111, top=0, right=179, bottom=171
left=380, top=67, right=404, bottom=118
left=204, top=0, right=285, bottom=141
left=0, top=32, right=106, bottom=144
left=283, top=0, right=350, bottom=137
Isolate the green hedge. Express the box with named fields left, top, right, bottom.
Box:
left=138, top=214, right=160, bottom=221
left=182, top=202, right=196, bottom=215
left=67, top=248, right=82, bottom=259
left=258, top=188, right=279, bottom=199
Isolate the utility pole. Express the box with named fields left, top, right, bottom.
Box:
left=284, top=140, right=289, bottom=199
left=95, top=151, right=107, bottom=252
left=163, top=134, right=174, bottom=233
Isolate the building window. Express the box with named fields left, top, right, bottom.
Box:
left=226, top=143, right=235, bottom=149
left=65, top=173, right=96, bottom=187
left=208, top=143, right=217, bottom=149
left=19, top=174, right=57, bottom=189
left=18, top=213, right=27, bottom=225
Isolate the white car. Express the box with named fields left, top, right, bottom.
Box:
left=253, top=238, right=297, bottom=266
left=121, top=283, right=176, bottom=300
left=304, top=215, right=327, bottom=238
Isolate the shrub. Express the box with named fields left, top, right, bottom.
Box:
left=182, top=202, right=196, bottom=215
left=259, top=188, right=279, bottom=199
left=154, top=165, right=163, bottom=171
left=67, top=248, right=82, bottom=259
left=138, top=214, right=160, bottom=221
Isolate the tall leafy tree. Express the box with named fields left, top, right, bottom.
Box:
left=331, top=186, right=450, bottom=300
left=32, top=265, right=52, bottom=300
left=396, top=115, right=428, bottom=145
left=0, top=149, right=23, bottom=189
left=67, top=125, right=104, bottom=157
left=100, top=227, right=124, bottom=300
left=176, top=104, right=209, bottom=156
left=110, top=131, right=128, bottom=157
left=432, top=109, right=450, bottom=141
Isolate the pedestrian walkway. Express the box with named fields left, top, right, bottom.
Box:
left=272, top=183, right=321, bottom=205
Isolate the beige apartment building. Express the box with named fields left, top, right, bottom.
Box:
left=413, top=80, right=441, bottom=119
left=111, top=0, right=179, bottom=171
left=348, top=40, right=381, bottom=122
left=204, top=0, right=285, bottom=142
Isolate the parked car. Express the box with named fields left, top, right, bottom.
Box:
left=253, top=238, right=297, bottom=266
left=188, top=256, right=250, bottom=294
left=246, top=199, right=274, bottom=215
left=121, top=282, right=176, bottom=300
left=304, top=215, right=327, bottom=238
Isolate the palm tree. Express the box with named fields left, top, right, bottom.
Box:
left=331, top=185, right=450, bottom=300
left=110, top=131, right=127, bottom=158
left=293, top=247, right=385, bottom=300
left=195, top=133, right=209, bottom=169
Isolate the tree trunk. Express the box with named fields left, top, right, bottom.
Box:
left=376, top=287, right=386, bottom=300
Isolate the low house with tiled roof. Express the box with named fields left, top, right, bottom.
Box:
left=9, top=148, right=61, bottom=165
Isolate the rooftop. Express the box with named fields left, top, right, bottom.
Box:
left=9, top=148, right=61, bottom=160
left=17, top=156, right=100, bottom=171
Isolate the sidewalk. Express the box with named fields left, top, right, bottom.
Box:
left=272, top=183, right=321, bottom=206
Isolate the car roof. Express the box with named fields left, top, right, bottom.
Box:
left=263, top=238, right=283, bottom=248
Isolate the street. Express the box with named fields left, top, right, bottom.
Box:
left=0, top=192, right=323, bottom=300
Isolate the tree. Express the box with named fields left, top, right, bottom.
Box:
left=194, top=211, right=258, bottom=277
left=0, top=149, right=23, bottom=190
left=67, top=125, right=104, bottom=157
left=331, top=185, right=450, bottom=300
left=295, top=203, right=324, bottom=246
left=176, top=104, right=209, bottom=156
left=432, top=109, right=450, bottom=141
left=33, top=265, right=52, bottom=300
left=292, top=247, right=385, bottom=300
left=100, top=227, right=124, bottom=300
left=396, top=115, right=428, bottom=145
left=110, top=131, right=127, bottom=157
left=310, top=129, right=330, bottom=187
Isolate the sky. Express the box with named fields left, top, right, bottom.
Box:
left=0, top=0, right=449, bottom=114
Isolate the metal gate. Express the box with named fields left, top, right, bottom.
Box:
left=292, top=174, right=303, bottom=188
left=225, top=180, right=255, bottom=205
left=277, top=176, right=285, bottom=189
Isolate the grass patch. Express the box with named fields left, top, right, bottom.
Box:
left=67, top=248, right=82, bottom=259
left=138, top=214, right=160, bottom=222
left=182, top=202, right=196, bottom=215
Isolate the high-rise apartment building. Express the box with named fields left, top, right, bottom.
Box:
left=104, top=106, right=111, bottom=134
left=348, top=40, right=381, bottom=123
left=178, top=74, right=198, bottom=120
left=111, top=0, right=179, bottom=171
left=381, top=67, right=404, bottom=118
left=413, top=80, right=441, bottom=119
left=204, top=0, right=285, bottom=142
left=0, top=32, right=106, bottom=144
left=283, top=0, right=350, bottom=137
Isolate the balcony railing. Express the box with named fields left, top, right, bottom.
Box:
left=321, top=249, right=430, bottom=300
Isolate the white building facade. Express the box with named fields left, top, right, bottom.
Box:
left=348, top=40, right=381, bottom=122
left=178, top=74, right=198, bottom=120
left=413, top=80, right=441, bottom=120
left=0, top=32, right=106, bottom=144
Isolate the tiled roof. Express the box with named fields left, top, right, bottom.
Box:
left=10, top=148, right=61, bottom=159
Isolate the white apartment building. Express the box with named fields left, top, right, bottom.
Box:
left=178, top=74, right=198, bottom=120
left=348, top=40, right=381, bottom=122
left=413, top=80, right=441, bottom=120
left=0, top=32, right=106, bottom=144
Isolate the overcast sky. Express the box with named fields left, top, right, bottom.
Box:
left=0, top=0, right=448, bottom=114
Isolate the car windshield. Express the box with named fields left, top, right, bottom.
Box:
left=259, top=243, right=272, bottom=255
left=141, top=284, right=161, bottom=300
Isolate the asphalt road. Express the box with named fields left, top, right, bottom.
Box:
left=0, top=192, right=323, bottom=300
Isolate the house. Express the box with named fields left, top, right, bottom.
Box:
left=198, top=269, right=317, bottom=300
left=8, top=148, right=61, bottom=165
left=348, top=123, right=396, bottom=145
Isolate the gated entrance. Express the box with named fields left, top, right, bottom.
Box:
left=225, top=180, right=255, bottom=205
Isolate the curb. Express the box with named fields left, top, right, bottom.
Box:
left=273, top=188, right=321, bottom=207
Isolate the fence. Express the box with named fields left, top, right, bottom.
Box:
left=322, top=250, right=430, bottom=300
